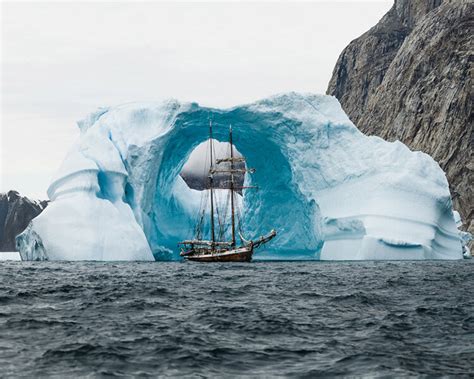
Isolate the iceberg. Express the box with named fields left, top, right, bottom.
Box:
left=16, top=93, right=463, bottom=260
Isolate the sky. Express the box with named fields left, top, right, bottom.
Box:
left=1, top=0, right=392, bottom=199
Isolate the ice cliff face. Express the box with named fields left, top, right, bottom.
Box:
left=16, top=93, right=462, bottom=260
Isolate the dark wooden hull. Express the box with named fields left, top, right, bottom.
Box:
left=184, top=245, right=253, bottom=262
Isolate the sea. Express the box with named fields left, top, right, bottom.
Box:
left=0, top=260, right=473, bottom=377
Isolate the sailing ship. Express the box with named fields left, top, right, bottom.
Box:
left=178, top=121, right=276, bottom=262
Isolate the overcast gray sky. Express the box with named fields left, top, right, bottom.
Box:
left=1, top=1, right=392, bottom=199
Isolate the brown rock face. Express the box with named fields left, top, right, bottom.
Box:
left=0, top=191, right=48, bottom=252
left=327, top=0, right=473, bottom=237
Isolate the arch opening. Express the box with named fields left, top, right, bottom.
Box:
left=175, top=139, right=247, bottom=251
left=180, top=139, right=246, bottom=193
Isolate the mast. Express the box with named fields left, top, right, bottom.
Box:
left=229, top=125, right=236, bottom=247
left=209, top=120, right=216, bottom=245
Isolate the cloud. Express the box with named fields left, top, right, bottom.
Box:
left=1, top=1, right=392, bottom=199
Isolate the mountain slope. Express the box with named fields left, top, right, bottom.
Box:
left=327, top=0, right=473, bottom=236
left=0, top=191, right=47, bottom=251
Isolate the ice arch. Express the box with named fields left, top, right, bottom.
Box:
left=147, top=109, right=322, bottom=260
left=16, top=93, right=462, bottom=260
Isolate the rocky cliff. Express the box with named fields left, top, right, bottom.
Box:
left=327, top=0, right=473, bottom=237
left=0, top=191, right=47, bottom=251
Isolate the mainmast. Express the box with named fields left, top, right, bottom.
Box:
left=209, top=120, right=216, bottom=245
left=229, top=125, right=236, bottom=247
left=207, top=124, right=256, bottom=248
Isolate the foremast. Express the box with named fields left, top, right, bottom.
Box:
left=209, top=122, right=238, bottom=248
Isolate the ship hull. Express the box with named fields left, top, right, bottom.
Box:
left=184, top=245, right=253, bottom=262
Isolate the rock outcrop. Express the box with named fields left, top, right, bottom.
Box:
left=327, top=0, right=473, bottom=238
left=0, top=191, right=47, bottom=251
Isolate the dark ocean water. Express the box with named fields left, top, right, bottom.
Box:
left=0, top=260, right=473, bottom=377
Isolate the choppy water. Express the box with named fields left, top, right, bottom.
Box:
left=0, top=261, right=473, bottom=377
